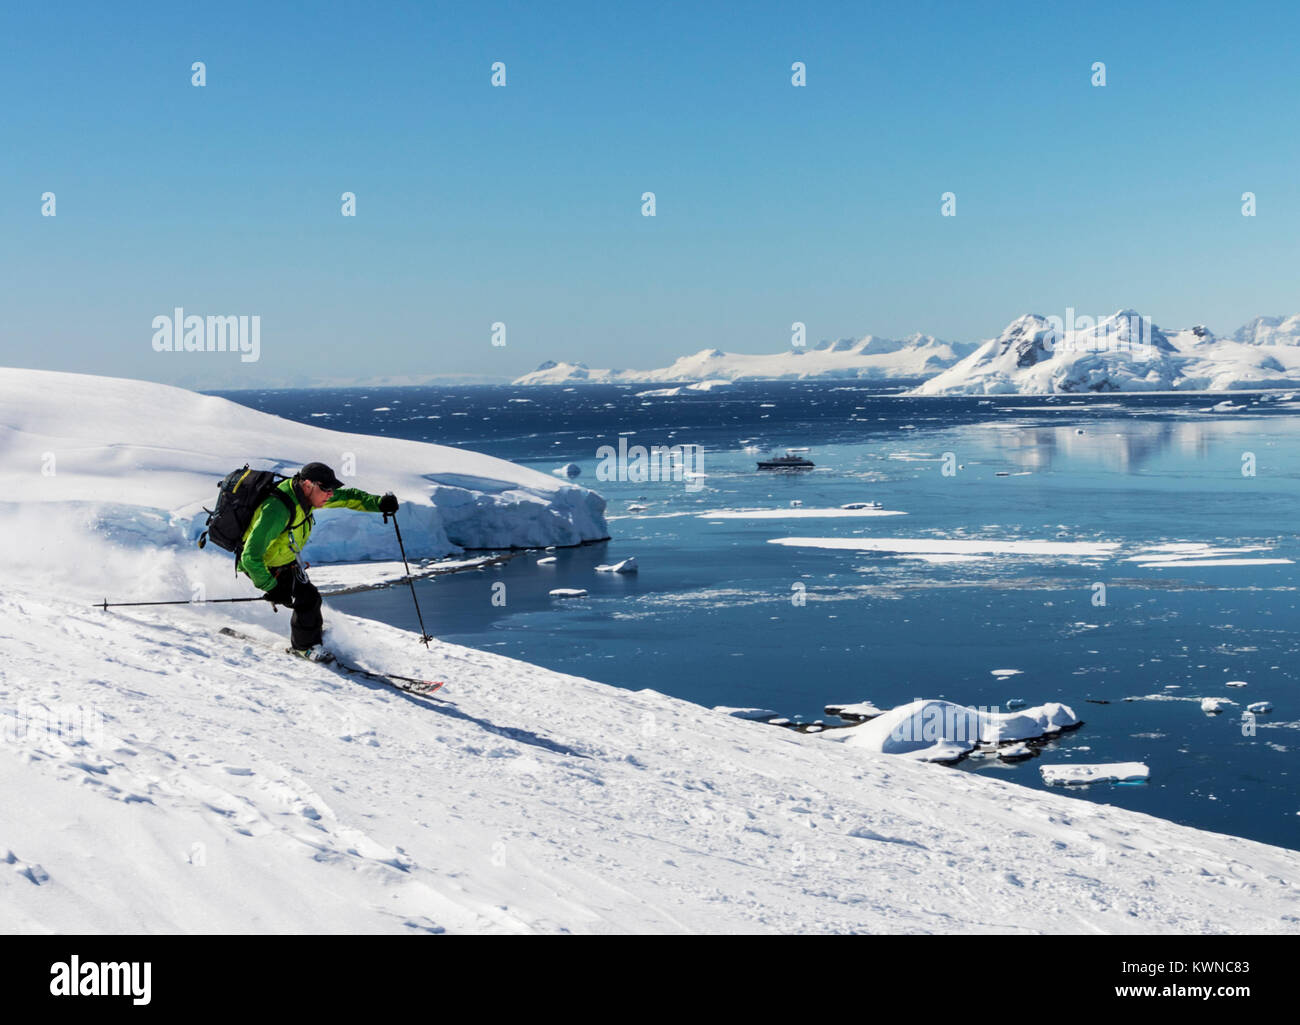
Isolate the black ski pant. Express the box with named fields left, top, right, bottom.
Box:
left=266, top=562, right=323, bottom=650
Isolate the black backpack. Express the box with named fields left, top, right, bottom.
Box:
left=197, top=465, right=297, bottom=560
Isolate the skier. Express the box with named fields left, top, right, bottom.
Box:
left=239, top=462, right=399, bottom=661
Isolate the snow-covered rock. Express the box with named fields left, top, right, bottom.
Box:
left=514, top=360, right=597, bottom=385
left=824, top=701, right=884, bottom=720
left=826, top=699, right=1080, bottom=762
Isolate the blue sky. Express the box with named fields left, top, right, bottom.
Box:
left=1, top=0, right=1297, bottom=387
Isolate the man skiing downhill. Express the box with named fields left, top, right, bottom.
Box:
left=239, top=462, right=399, bottom=661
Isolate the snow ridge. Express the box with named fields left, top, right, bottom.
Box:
left=0, top=368, right=608, bottom=561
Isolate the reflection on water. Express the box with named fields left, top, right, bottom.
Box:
left=988, top=417, right=1274, bottom=472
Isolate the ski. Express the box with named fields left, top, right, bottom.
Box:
left=327, top=655, right=445, bottom=696
left=219, top=627, right=445, bottom=696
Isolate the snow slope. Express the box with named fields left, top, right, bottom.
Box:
left=0, top=368, right=608, bottom=562
left=4, top=584, right=1300, bottom=934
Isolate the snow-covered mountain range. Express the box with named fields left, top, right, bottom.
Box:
left=516, top=313, right=1300, bottom=394
left=913, top=311, right=1300, bottom=395
left=513, top=334, right=980, bottom=385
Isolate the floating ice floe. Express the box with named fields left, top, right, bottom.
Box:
left=309, top=555, right=512, bottom=593
left=824, top=698, right=1080, bottom=762
left=596, top=557, right=638, bottom=573
left=768, top=537, right=1117, bottom=558
left=1225, top=680, right=1248, bottom=687
left=1201, top=697, right=1237, bottom=713
left=1247, top=702, right=1273, bottom=714
left=1128, top=543, right=1293, bottom=568
left=536, top=556, right=557, bottom=565
left=549, top=588, right=588, bottom=598
left=687, top=379, right=731, bottom=391
left=991, top=669, right=1023, bottom=677
left=704, top=507, right=903, bottom=520
left=997, top=743, right=1034, bottom=762
left=714, top=707, right=780, bottom=721
left=1041, top=763, right=1149, bottom=786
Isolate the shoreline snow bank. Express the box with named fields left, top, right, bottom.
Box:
left=0, top=368, right=608, bottom=564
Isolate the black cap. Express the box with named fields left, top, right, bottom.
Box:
left=300, top=462, right=344, bottom=490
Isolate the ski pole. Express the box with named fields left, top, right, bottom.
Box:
left=385, top=510, right=432, bottom=647
left=95, top=596, right=266, bottom=610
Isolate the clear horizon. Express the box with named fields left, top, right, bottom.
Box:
left=2, top=0, right=1298, bottom=389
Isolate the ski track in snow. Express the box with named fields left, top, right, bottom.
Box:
left=4, top=585, right=1300, bottom=934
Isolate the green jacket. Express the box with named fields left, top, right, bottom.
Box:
left=238, top=478, right=383, bottom=590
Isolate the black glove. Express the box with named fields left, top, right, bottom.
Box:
left=263, top=570, right=296, bottom=607
left=379, top=492, right=399, bottom=515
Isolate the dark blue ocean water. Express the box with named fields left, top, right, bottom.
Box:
left=212, top=382, right=1300, bottom=851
